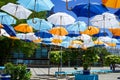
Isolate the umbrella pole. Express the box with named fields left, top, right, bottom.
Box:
left=60, top=46, right=62, bottom=72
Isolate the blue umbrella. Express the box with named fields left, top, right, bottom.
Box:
left=2, top=24, right=16, bottom=36
left=17, top=0, right=54, bottom=12
left=71, top=3, right=108, bottom=18
left=114, top=9, right=120, bottom=18
left=66, top=31, right=81, bottom=37
left=66, top=21, right=87, bottom=32
left=35, top=31, right=53, bottom=38
left=27, top=18, right=53, bottom=31
left=0, top=12, right=16, bottom=25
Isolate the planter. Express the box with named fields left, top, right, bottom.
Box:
left=83, top=70, right=90, bottom=75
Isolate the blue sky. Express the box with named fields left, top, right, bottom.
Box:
left=51, top=0, right=118, bottom=23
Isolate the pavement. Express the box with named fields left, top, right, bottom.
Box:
left=30, top=67, right=120, bottom=80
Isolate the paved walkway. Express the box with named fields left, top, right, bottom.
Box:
left=30, top=67, right=120, bottom=80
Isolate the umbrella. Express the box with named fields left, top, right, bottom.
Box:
left=102, top=0, right=120, bottom=8
left=2, top=24, right=16, bottom=36
left=66, top=21, right=87, bottom=32
left=0, top=28, right=10, bottom=37
left=66, top=31, right=80, bottom=37
left=35, top=31, right=53, bottom=38
left=91, top=12, right=120, bottom=29
left=80, top=26, right=100, bottom=36
left=27, top=18, right=53, bottom=31
left=0, top=12, right=16, bottom=25
left=14, top=24, right=33, bottom=33
left=114, top=9, right=120, bottom=18
left=0, top=24, right=3, bottom=28
left=109, top=28, right=120, bottom=36
left=49, top=27, right=68, bottom=36
left=17, top=0, right=54, bottom=12
left=47, top=12, right=75, bottom=25
left=71, top=3, right=108, bottom=18
left=1, top=3, right=32, bottom=19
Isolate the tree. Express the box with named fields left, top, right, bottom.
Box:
left=0, top=36, right=38, bottom=65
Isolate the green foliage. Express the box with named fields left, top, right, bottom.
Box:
left=4, top=63, right=31, bottom=80
left=105, top=55, right=120, bottom=66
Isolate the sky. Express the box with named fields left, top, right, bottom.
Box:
left=50, top=0, right=118, bottom=23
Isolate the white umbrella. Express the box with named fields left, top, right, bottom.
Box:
left=1, top=3, right=32, bottom=19
left=47, top=12, right=75, bottom=25
left=90, top=12, right=120, bottom=29
left=0, top=29, right=10, bottom=37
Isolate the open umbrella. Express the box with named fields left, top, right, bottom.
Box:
left=47, top=12, right=75, bottom=25
left=91, top=12, right=120, bottom=29
left=71, top=3, right=108, bottom=18
left=14, top=24, right=33, bottom=33
left=0, top=29, right=10, bottom=37
left=102, top=0, right=120, bottom=8
left=114, top=9, right=120, bottom=19
left=1, top=3, right=32, bottom=19
left=67, top=21, right=87, bottom=32
left=2, top=24, right=16, bottom=36
left=35, top=31, right=53, bottom=38
left=49, top=27, right=68, bottom=36
left=17, top=0, right=54, bottom=12
left=27, top=18, right=52, bottom=31
left=109, top=28, right=120, bottom=36
left=80, top=26, right=100, bottom=36
left=0, top=12, right=16, bottom=25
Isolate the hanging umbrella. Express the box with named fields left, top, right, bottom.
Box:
left=27, top=18, right=53, bottom=31
left=0, top=12, right=16, bottom=25
left=0, top=29, right=10, bottom=37
left=102, top=0, right=120, bottom=8
left=17, top=0, right=54, bottom=12
left=14, top=24, right=33, bottom=33
left=71, top=3, right=108, bottom=18
left=67, top=21, right=87, bottom=32
left=109, top=28, right=120, bottom=36
left=0, top=24, right=3, bottom=28
left=35, top=31, right=53, bottom=38
left=49, top=27, right=68, bottom=36
left=2, top=24, right=16, bottom=36
left=91, top=12, right=120, bottom=29
left=114, top=9, right=120, bottom=19
left=47, top=12, right=75, bottom=25
left=66, top=31, right=80, bottom=37
left=1, top=3, right=32, bottom=19
left=80, top=26, right=100, bottom=36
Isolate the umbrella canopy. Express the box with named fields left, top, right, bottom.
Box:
left=2, top=24, right=16, bottom=36
left=71, top=3, right=108, bottom=18
left=109, top=28, right=120, bottom=36
left=0, top=24, right=3, bottom=28
left=27, top=18, right=52, bottom=31
left=35, top=31, right=53, bottom=38
left=49, top=27, right=68, bottom=36
left=47, top=12, right=75, bottom=25
left=66, top=21, right=87, bottom=32
left=14, top=24, right=33, bottom=33
left=102, top=0, right=120, bottom=8
left=0, top=12, right=16, bottom=25
left=1, top=3, right=32, bottom=19
left=0, top=28, right=10, bottom=37
left=17, top=0, right=54, bottom=12
left=80, top=26, right=100, bottom=36
left=114, top=9, right=120, bottom=18
left=91, top=12, right=119, bottom=29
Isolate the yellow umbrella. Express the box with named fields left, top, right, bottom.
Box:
left=94, top=40, right=104, bottom=45
left=0, top=24, right=3, bottom=28
left=71, top=40, right=83, bottom=45
left=33, top=38, right=42, bottom=43
left=14, top=23, right=33, bottom=33
left=109, top=28, right=120, bottom=36
left=102, top=0, right=120, bottom=8
left=8, top=36, right=20, bottom=40
left=52, top=38, right=62, bottom=44
left=106, top=42, right=116, bottom=47
left=49, top=27, right=68, bottom=36
left=80, top=26, right=100, bottom=36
